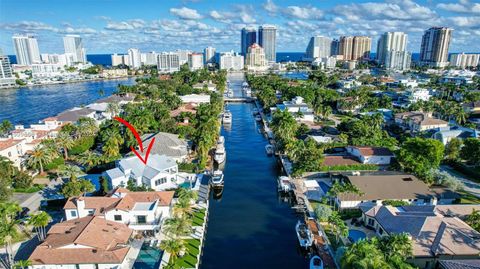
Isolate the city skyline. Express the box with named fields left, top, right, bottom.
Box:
left=0, top=0, right=479, bottom=55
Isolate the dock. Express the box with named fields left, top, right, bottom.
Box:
left=197, top=174, right=211, bottom=203
left=307, top=219, right=337, bottom=269
left=224, top=96, right=254, bottom=103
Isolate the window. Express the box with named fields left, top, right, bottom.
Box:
left=71, top=211, right=77, bottom=217
left=114, top=215, right=122, bottom=221
left=155, top=177, right=167, bottom=186
left=368, top=219, right=375, bottom=226
left=379, top=228, right=384, bottom=235
left=87, top=210, right=94, bottom=216
left=8, top=152, right=11, bottom=157
left=137, top=215, right=147, bottom=224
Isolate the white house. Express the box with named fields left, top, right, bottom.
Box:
left=346, top=146, right=394, bottom=165
left=63, top=188, right=175, bottom=235
left=0, top=138, right=25, bottom=168
left=405, top=88, right=432, bottom=103
left=28, top=216, right=134, bottom=269
left=180, top=94, right=211, bottom=104
left=104, top=154, right=179, bottom=191
left=272, top=96, right=315, bottom=122
left=193, top=82, right=217, bottom=92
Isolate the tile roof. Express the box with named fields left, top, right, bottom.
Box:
left=350, top=146, right=393, bottom=156
left=56, top=108, right=96, bottom=122
left=29, top=216, right=132, bottom=265
left=322, top=155, right=361, bottom=166
left=114, top=191, right=174, bottom=211
left=63, top=197, right=120, bottom=213
left=439, top=260, right=480, bottom=269
left=0, top=139, right=22, bottom=151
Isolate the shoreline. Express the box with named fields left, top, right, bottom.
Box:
left=0, top=75, right=140, bottom=90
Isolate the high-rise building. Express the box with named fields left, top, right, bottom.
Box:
left=449, top=53, right=480, bottom=69
left=12, top=34, right=41, bottom=65
left=175, top=50, right=192, bottom=65
left=157, top=52, right=180, bottom=73
left=339, top=36, right=371, bottom=61
left=63, top=35, right=87, bottom=63
left=419, top=27, right=453, bottom=68
left=143, top=52, right=157, bottom=66
left=241, top=27, right=257, bottom=56
left=41, top=53, right=75, bottom=66
left=127, top=48, right=142, bottom=69
left=204, top=47, right=216, bottom=65
left=0, top=50, right=16, bottom=88
left=219, top=51, right=244, bottom=71
left=246, top=43, right=267, bottom=70
left=188, top=53, right=204, bottom=71
left=258, top=25, right=277, bottom=63
left=111, top=54, right=124, bottom=66
left=377, top=32, right=410, bottom=70
left=331, top=39, right=340, bottom=56
left=305, top=36, right=332, bottom=61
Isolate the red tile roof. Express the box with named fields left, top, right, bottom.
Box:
left=351, top=146, right=393, bottom=156
left=0, top=139, right=22, bottom=151
left=322, top=156, right=361, bottom=166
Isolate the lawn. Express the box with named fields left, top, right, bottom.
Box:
left=456, top=190, right=480, bottom=204
left=192, top=208, right=206, bottom=227
left=171, top=238, right=201, bottom=269
left=323, top=224, right=344, bottom=250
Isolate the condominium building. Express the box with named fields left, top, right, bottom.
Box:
left=339, top=36, right=371, bottom=61
left=111, top=53, right=125, bottom=66
left=246, top=43, right=267, bottom=70
left=241, top=27, right=257, bottom=56
left=188, top=53, right=204, bottom=71
left=175, top=49, right=192, bottom=65
left=331, top=39, right=340, bottom=56
left=12, top=34, right=41, bottom=65
left=204, top=46, right=216, bottom=65
left=41, top=53, right=75, bottom=66
left=63, top=35, right=87, bottom=63
left=449, top=53, right=480, bottom=69
left=419, top=27, right=453, bottom=68
left=258, top=25, right=277, bottom=63
left=384, top=51, right=411, bottom=70
left=219, top=51, right=244, bottom=71
left=142, top=51, right=157, bottom=66
left=127, top=48, right=142, bottom=69
left=305, top=36, right=332, bottom=61
left=0, top=50, right=16, bottom=88
left=157, top=52, right=180, bottom=73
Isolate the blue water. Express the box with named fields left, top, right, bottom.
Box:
left=319, top=182, right=331, bottom=194
left=133, top=243, right=163, bottom=269
left=348, top=229, right=367, bottom=243
left=201, top=101, right=308, bottom=269
left=0, top=78, right=135, bottom=125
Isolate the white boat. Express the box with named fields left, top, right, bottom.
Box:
left=310, top=256, right=323, bottom=269
left=210, top=170, right=224, bottom=186
left=217, top=136, right=225, bottom=146
left=265, top=144, right=274, bottom=155
left=242, top=82, right=249, bottom=88
left=296, top=221, right=314, bottom=249
left=223, top=111, right=232, bottom=124
left=278, top=176, right=292, bottom=192
left=214, top=145, right=226, bottom=164
left=227, top=89, right=234, bottom=97
left=255, top=115, right=262, bottom=122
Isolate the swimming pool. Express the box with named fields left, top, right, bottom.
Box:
left=348, top=229, right=367, bottom=243
left=133, top=243, right=163, bottom=269
left=319, top=182, right=331, bottom=194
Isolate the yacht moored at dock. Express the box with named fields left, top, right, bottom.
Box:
left=223, top=110, right=232, bottom=124
left=296, top=220, right=314, bottom=249
left=210, top=170, right=224, bottom=186
left=278, top=176, right=292, bottom=192
left=265, top=144, right=274, bottom=155
left=214, top=145, right=226, bottom=164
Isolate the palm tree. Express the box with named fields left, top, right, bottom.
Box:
left=59, top=165, right=83, bottom=181
left=14, top=260, right=31, bottom=269
left=0, top=202, right=21, bottom=269
left=0, top=120, right=13, bottom=136
left=341, top=239, right=389, bottom=269
left=27, top=145, right=56, bottom=174
left=177, top=188, right=198, bottom=202
left=56, top=133, right=75, bottom=160
left=163, top=217, right=192, bottom=237
left=27, top=211, right=51, bottom=241
left=106, top=103, right=120, bottom=117
left=102, top=129, right=124, bottom=159
left=159, top=238, right=185, bottom=261
left=76, top=118, right=98, bottom=138
left=77, top=151, right=102, bottom=168
left=173, top=198, right=194, bottom=218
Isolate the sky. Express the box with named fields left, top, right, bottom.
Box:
left=0, top=0, right=479, bottom=55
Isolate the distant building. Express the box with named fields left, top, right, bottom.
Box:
left=41, top=53, right=75, bottom=66
left=111, top=53, right=124, bottom=66
left=395, top=111, right=448, bottom=132
left=339, top=36, right=371, bottom=61
left=63, top=35, right=87, bottom=63
left=12, top=34, right=41, bottom=65
left=331, top=39, right=340, bottom=56
left=377, top=32, right=410, bottom=70
left=245, top=43, right=267, bottom=71
left=127, top=48, right=142, bottom=69
left=449, top=53, right=480, bottom=69
left=0, top=51, right=16, bottom=88
left=258, top=25, right=277, bottom=63
left=204, top=46, right=216, bottom=65
left=312, top=56, right=337, bottom=69
left=143, top=51, right=157, bottom=66
left=272, top=96, right=315, bottom=122
left=420, top=27, right=453, bottom=68
left=175, top=49, right=191, bottom=65
left=305, top=36, right=332, bottom=61
left=219, top=51, right=244, bottom=71
left=157, top=52, right=180, bottom=73
left=241, top=27, right=256, bottom=56
left=188, top=53, right=204, bottom=71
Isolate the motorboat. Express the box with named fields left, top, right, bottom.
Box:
left=227, top=89, right=234, bottom=97
left=296, top=220, right=314, bottom=249
left=255, top=115, right=262, bottom=122
left=310, top=256, right=323, bottom=269
left=217, top=136, right=225, bottom=147
left=278, top=176, right=292, bottom=192
left=214, top=145, right=226, bottom=164
left=242, top=81, right=249, bottom=89
left=223, top=110, right=232, bottom=124
left=252, top=108, right=259, bottom=115
left=210, top=170, right=224, bottom=186
left=265, top=144, right=274, bottom=155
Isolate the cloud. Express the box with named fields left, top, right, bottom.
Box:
left=263, top=0, right=278, bottom=14
left=59, top=27, right=97, bottom=34
left=282, top=6, right=324, bottom=20
left=105, top=20, right=145, bottom=31
left=437, top=0, right=480, bottom=14
left=169, top=7, right=203, bottom=20
left=0, top=21, right=57, bottom=31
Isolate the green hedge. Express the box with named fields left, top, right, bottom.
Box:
left=70, top=136, right=95, bottom=155
left=44, top=157, right=65, bottom=170
left=318, top=164, right=379, bottom=171
left=178, top=162, right=197, bottom=173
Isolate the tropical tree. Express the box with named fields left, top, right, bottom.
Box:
left=314, top=204, right=333, bottom=222
left=76, top=117, right=98, bottom=138
left=106, top=103, right=120, bottom=117
left=27, top=144, right=57, bottom=174
left=341, top=238, right=390, bottom=269
left=173, top=198, right=194, bottom=217
left=460, top=138, right=480, bottom=165
left=0, top=202, right=21, bottom=269
left=101, top=128, right=124, bottom=159
left=163, top=217, right=192, bottom=237
left=0, top=120, right=13, bottom=136
left=177, top=188, right=198, bottom=203
left=56, top=132, right=75, bottom=160
left=14, top=260, right=32, bottom=269
left=466, top=209, right=480, bottom=232
left=444, top=138, right=463, bottom=162
left=27, top=211, right=51, bottom=241
left=76, top=150, right=102, bottom=169
left=159, top=238, right=186, bottom=261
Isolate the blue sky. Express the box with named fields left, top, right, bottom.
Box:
left=0, top=0, right=479, bottom=55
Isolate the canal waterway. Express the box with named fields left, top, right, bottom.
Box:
left=0, top=78, right=136, bottom=125
left=201, top=73, right=309, bottom=269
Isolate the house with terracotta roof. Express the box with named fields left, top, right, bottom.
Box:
left=64, top=188, right=174, bottom=235
left=395, top=111, right=448, bottom=133
left=0, top=138, right=25, bottom=168
left=29, top=216, right=135, bottom=269
left=346, top=146, right=394, bottom=165
left=360, top=205, right=480, bottom=269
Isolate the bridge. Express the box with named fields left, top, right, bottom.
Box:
left=224, top=97, right=254, bottom=103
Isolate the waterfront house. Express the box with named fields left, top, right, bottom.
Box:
left=140, top=132, right=189, bottom=162
left=346, top=146, right=394, bottom=165
left=193, top=81, right=217, bottom=92
left=63, top=188, right=174, bottom=235
left=336, top=174, right=435, bottom=209
left=56, top=107, right=97, bottom=124
left=29, top=216, right=135, bottom=269
left=271, top=96, right=315, bottom=122
left=180, top=94, right=211, bottom=104
left=360, top=205, right=480, bottom=269
left=404, top=88, right=432, bottom=103
left=104, top=154, right=179, bottom=191
left=432, top=126, right=479, bottom=145
left=0, top=138, right=25, bottom=168
left=394, top=111, right=448, bottom=133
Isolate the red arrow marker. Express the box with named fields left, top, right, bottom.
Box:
left=114, top=116, right=156, bottom=164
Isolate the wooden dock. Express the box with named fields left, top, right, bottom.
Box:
left=307, top=219, right=337, bottom=269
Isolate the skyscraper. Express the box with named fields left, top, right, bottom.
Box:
left=305, top=36, right=332, bottom=61
left=0, top=49, right=15, bottom=88
left=258, top=25, right=277, bottom=63
left=127, top=48, right=142, bottom=69
left=449, top=53, right=480, bottom=69
left=377, top=32, right=410, bottom=70
left=241, top=27, right=256, bottom=56
left=157, top=52, right=180, bottom=73
left=63, top=35, right=87, bottom=63
left=339, top=36, right=354, bottom=60
left=246, top=43, right=267, bottom=69
left=419, top=27, right=453, bottom=68
left=204, top=46, right=216, bottom=65
left=188, top=53, right=204, bottom=70
left=339, top=36, right=371, bottom=61
left=331, top=39, right=340, bottom=56
left=12, top=34, right=41, bottom=65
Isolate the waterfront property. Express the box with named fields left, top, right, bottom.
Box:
left=104, top=154, right=179, bottom=190
left=140, top=132, right=189, bottom=163
left=360, top=204, right=480, bottom=269
left=271, top=96, right=315, bottom=122
left=346, top=146, right=394, bottom=165
left=29, top=216, right=136, bottom=269
left=63, top=188, right=174, bottom=235
left=394, top=111, right=449, bottom=133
